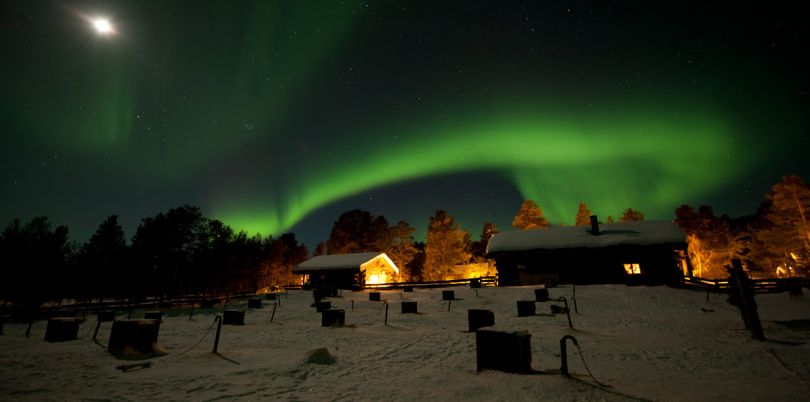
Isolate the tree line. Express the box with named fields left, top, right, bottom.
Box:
left=675, top=175, right=810, bottom=279
left=0, top=205, right=307, bottom=314
left=0, top=198, right=642, bottom=310
left=3, top=175, right=804, bottom=311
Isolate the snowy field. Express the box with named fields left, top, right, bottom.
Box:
left=2, top=284, right=809, bottom=401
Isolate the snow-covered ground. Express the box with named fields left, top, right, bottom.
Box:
left=2, top=285, right=809, bottom=401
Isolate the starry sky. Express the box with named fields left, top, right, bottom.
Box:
left=2, top=1, right=809, bottom=247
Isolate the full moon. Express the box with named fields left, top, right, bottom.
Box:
left=92, top=18, right=113, bottom=35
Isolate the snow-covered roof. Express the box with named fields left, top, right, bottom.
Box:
left=486, top=220, right=685, bottom=255
left=293, top=252, right=394, bottom=273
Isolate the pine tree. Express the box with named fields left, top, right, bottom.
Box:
left=130, top=205, right=206, bottom=298
left=512, top=200, right=550, bottom=230
left=0, top=216, right=71, bottom=312
left=764, top=175, right=810, bottom=274
left=325, top=209, right=390, bottom=254
left=471, top=222, right=498, bottom=260
left=575, top=202, right=592, bottom=226
left=674, top=205, right=740, bottom=278
left=424, top=210, right=471, bottom=281
left=79, top=215, right=127, bottom=299
left=313, top=242, right=328, bottom=256
left=619, top=208, right=645, bottom=222
left=386, top=220, right=418, bottom=281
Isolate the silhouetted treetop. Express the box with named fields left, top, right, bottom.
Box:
left=512, top=200, right=550, bottom=230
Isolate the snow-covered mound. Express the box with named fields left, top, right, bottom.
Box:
left=1, top=285, right=809, bottom=401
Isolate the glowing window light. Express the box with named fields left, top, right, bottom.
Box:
left=624, top=263, right=641, bottom=275
left=368, top=275, right=380, bottom=285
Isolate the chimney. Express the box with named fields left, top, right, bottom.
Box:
left=589, top=215, right=600, bottom=235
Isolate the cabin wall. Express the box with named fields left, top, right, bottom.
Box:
left=307, top=270, right=359, bottom=290
left=493, top=243, right=686, bottom=286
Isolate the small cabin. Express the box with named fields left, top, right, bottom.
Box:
left=485, top=220, right=688, bottom=286
left=293, top=252, right=400, bottom=289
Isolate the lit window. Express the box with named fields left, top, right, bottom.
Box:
left=624, top=263, right=641, bottom=275
left=368, top=275, right=380, bottom=284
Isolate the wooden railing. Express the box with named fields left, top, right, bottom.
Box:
left=362, top=276, right=498, bottom=290
left=680, top=276, right=804, bottom=294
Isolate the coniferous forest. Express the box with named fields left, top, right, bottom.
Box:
left=1, top=175, right=807, bottom=313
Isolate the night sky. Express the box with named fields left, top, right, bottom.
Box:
left=2, top=1, right=809, bottom=247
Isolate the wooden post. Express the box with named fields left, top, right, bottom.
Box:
left=213, top=316, right=223, bottom=353
left=572, top=285, right=578, bottom=313
left=728, top=259, right=765, bottom=341
left=560, top=335, right=578, bottom=377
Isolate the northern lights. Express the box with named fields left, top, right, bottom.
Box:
left=214, top=101, right=738, bottom=236
left=2, top=1, right=808, bottom=247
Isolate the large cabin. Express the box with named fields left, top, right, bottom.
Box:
left=486, top=220, right=688, bottom=286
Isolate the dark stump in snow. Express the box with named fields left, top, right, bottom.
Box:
left=369, top=292, right=381, bottom=301
left=306, top=347, right=337, bottom=364
left=402, top=301, right=418, bottom=314
left=265, top=293, right=278, bottom=300
left=516, top=301, right=536, bottom=317
left=315, top=301, right=332, bottom=312
left=44, top=317, right=81, bottom=342
left=476, top=329, right=532, bottom=373
left=403, top=286, right=413, bottom=292
left=223, top=310, right=245, bottom=325
left=534, top=288, right=549, bottom=302
left=322, top=309, right=345, bottom=327
left=108, top=319, right=161, bottom=356
left=248, top=298, right=262, bottom=308
left=468, top=309, right=495, bottom=332
left=98, top=310, right=116, bottom=322
left=470, top=278, right=482, bottom=288
left=442, top=290, right=455, bottom=301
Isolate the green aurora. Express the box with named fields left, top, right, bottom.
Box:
left=1, top=1, right=807, bottom=244
left=214, top=99, right=744, bottom=235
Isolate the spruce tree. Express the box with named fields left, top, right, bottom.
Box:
left=424, top=210, right=471, bottom=281
left=512, top=200, right=550, bottom=230
left=387, top=220, right=418, bottom=281
left=471, top=222, right=498, bottom=260
left=758, top=175, right=810, bottom=276
left=79, top=215, right=127, bottom=299
left=619, top=208, right=645, bottom=222
left=575, top=202, right=592, bottom=226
